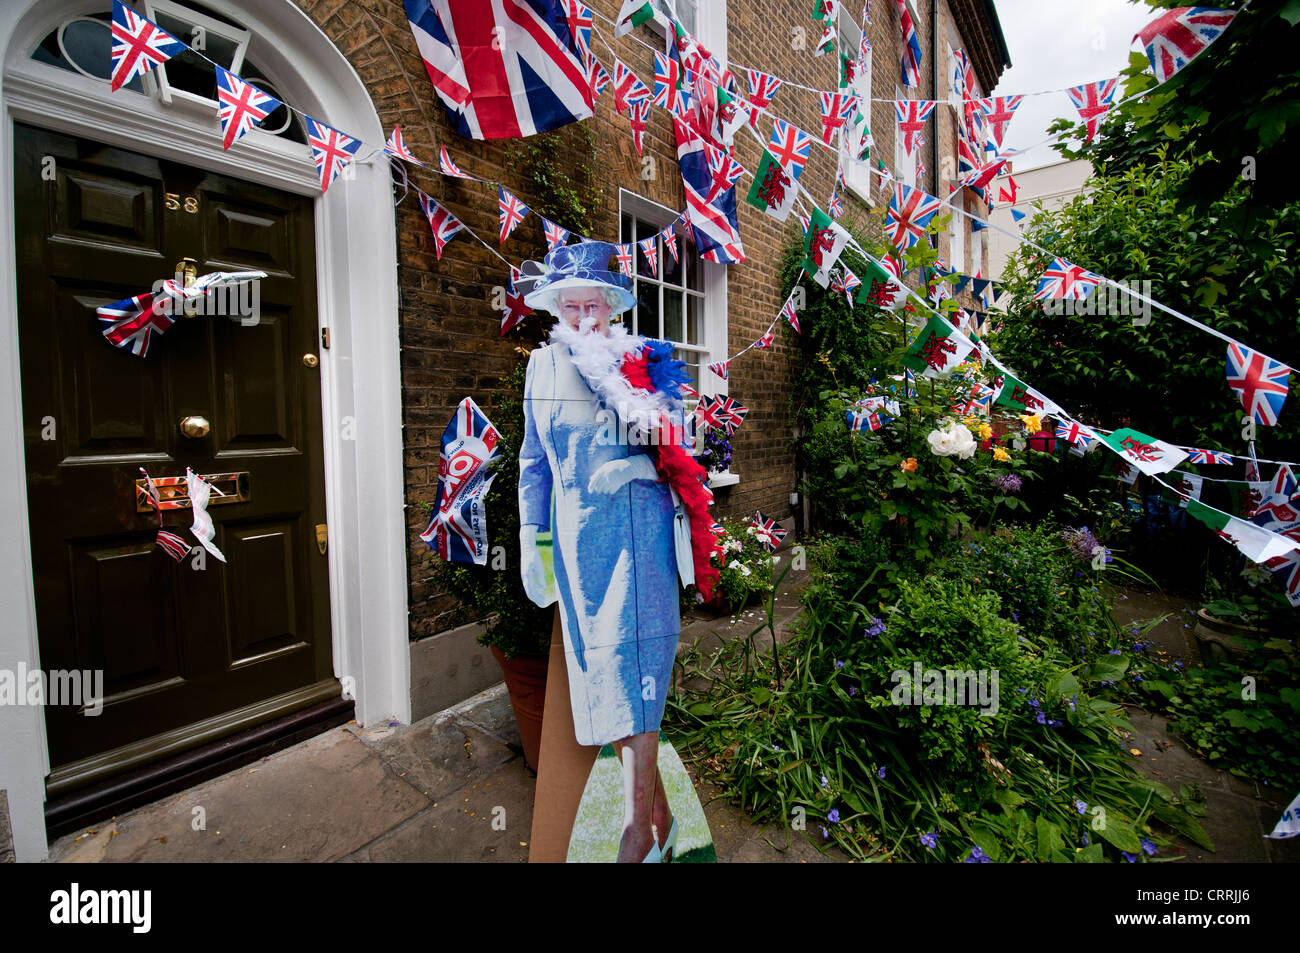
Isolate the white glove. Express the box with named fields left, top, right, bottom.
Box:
left=587, top=455, right=659, bottom=494
left=519, top=525, right=554, bottom=607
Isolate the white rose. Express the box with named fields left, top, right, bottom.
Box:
left=927, top=422, right=976, bottom=459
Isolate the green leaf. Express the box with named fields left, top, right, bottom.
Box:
left=1283, top=0, right=1300, bottom=26
left=1036, top=816, right=1065, bottom=862
left=750, top=686, right=772, bottom=705
left=1096, top=818, right=1143, bottom=854
left=1054, top=673, right=1080, bottom=696
left=688, top=701, right=714, bottom=717
left=1088, top=655, right=1130, bottom=683
left=1075, top=843, right=1105, bottom=863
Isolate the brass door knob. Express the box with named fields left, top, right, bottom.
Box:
left=303, top=353, right=319, bottom=368
left=179, top=415, right=210, bottom=438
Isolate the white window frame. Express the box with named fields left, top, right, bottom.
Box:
left=950, top=192, right=965, bottom=273
left=143, top=0, right=250, bottom=114
left=837, top=11, right=873, bottom=202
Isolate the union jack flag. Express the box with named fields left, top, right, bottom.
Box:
left=97, top=291, right=174, bottom=358
left=713, top=396, right=748, bottom=435
left=704, top=142, right=746, bottom=203
left=612, top=59, right=652, bottom=115
left=954, top=383, right=996, bottom=416
left=830, top=267, right=860, bottom=305
left=628, top=100, right=651, bottom=154
left=500, top=265, right=531, bottom=336
left=754, top=331, right=775, bottom=349
left=156, top=529, right=191, bottom=562
left=960, top=158, right=1008, bottom=191
left=747, top=69, right=784, bottom=109
left=215, top=68, right=281, bottom=151
left=1067, top=79, right=1119, bottom=142
left=439, top=145, right=475, bottom=179
left=708, top=360, right=730, bottom=381
left=674, top=116, right=745, bottom=264
left=1253, top=465, right=1300, bottom=532
left=582, top=46, right=611, bottom=99
left=639, top=236, right=659, bottom=278
left=978, top=95, right=1023, bottom=147
left=894, top=99, right=936, bottom=156
left=1226, top=342, right=1291, bottom=426
left=884, top=183, right=943, bottom=251
left=542, top=218, right=571, bottom=251
left=998, top=175, right=1019, bottom=205
left=1137, top=6, right=1238, bottom=85
left=847, top=409, right=882, bottom=433
left=562, top=0, right=593, bottom=50
left=750, top=510, right=788, bottom=552
left=819, top=92, right=854, bottom=144
left=1188, top=448, right=1234, bottom=465
left=1034, top=257, right=1102, bottom=301
left=680, top=381, right=700, bottom=400
left=110, top=0, right=184, bottom=92
left=768, top=119, right=813, bottom=180
left=498, top=187, right=530, bottom=243
left=1056, top=420, right=1096, bottom=449
left=654, top=51, right=687, bottom=111
left=615, top=243, right=635, bottom=277
left=695, top=396, right=725, bottom=430
left=899, top=2, right=923, bottom=88
left=305, top=116, right=360, bottom=194
left=1263, top=550, right=1300, bottom=607
left=661, top=224, right=680, bottom=265
left=828, top=191, right=845, bottom=219
left=419, top=192, right=464, bottom=259
left=384, top=125, right=425, bottom=166
left=781, top=291, right=802, bottom=333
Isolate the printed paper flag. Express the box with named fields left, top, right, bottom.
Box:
left=713, top=396, right=749, bottom=436
left=993, top=372, right=1058, bottom=415
left=421, top=397, right=502, bottom=565
left=1250, top=465, right=1300, bottom=533
left=819, top=92, right=854, bottom=144
left=615, top=243, right=635, bottom=277
left=750, top=511, right=788, bottom=552
left=884, top=183, right=943, bottom=251
left=542, top=218, right=571, bottom=251
left=156, top=530, right=191, bottom=562
left=977, top=96, right=1023, bottom=148
left=674, top=115, right=746, bottom=265
left=1187, top=498, right=1296, bottom=564
left=500, top=265, right=531, bottom=336
left=781, top=290, right=803, bottom=333
left=768, top=119, right=814, bottom=180
left=185, top=469, right=227, bottom=563
left=1166, top=471, right=1204, bottom=508
left=660, top=225, right=680, bottom=265
left=615, top=0, right=660, bottom=37
left=582, top=45, right=611, bottom=99
left=1266, top=790, right=1300, bottom=836
left=384, top=125, right=425, bottom=166
left=1262, top=550, right=1300, bottom=608
left=627, top=100, right=651, bottom=154
left=899, top=2, right=923, bottom=88
left=419, top=193, right=464, bottom=259
left=754, top=331, right=775, bottom=349
left=497, top=187, right=530, bottom=244
left=708, top=360, right=730, bottom=381
left=1067, top=79, right=1119, bottom=142
left=1010, top=209, right=1027, bottom=226
left=746, top=70, right=784, bottom=110
left=1055, top=420, right=1096, bottom=449
left=801, top=207, right=851, bottom=288
left=305, top=116, right=361, bottom=194
left=812, top=0, right=839, bottom=21
left=858, top=256, right=908, bottom=311
left=999, top=176, right=1019, bottom=205
left=894, top=99, right=936, bottom=156
left=439, top=145, right=475, bottom=179
left=746, top=149, right=798, bottom=222
left=1034, top=257, right=1102, bottom=301
left=96, top=291, right=174, bottom=358
left=639, top=236, right=659, bottom=278
left=563, top=0, right=594, bottom=51
left=612, top=59, right=652, bottom=114
left=215, top=68, right=282, bottom=151
left=1100, top=428, right=1190, bottom=477
left=1136, top=6, right=1237, bottom=85
left=110, top=0, right=184, bottom=92
left=847, top=409, right=882, bottom=433
left=902, top=315, right=975, bottom=377
left=1188, top=448, right=1234, bottom=465
left=1226, top=342, right=1291, bottom=427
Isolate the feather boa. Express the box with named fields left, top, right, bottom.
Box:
left=550, top=321, right=723, bottom=599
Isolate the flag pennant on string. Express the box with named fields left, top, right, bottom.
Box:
left=1034, top=257, right=1103, bottom=301
left=614, top=243, right=635, bottom=277
left=828, top=191, right=845, bottom=219
left=813, top=0, right=839, bottom=22
left=673, top=116, right=746, bottom=265
left=384, top=125, right=425, bottom=166
left=713, top=396, right=749, bottom=436
left=1226, top=342, right=1291, bottom=427
left=802, top=207, right=851, bottom=287
left=1188, top=448, right=1234, bottom=465
left=1099, top=428, right=1190, bottom=477
left=661, top=224, right=680, bottom=265
left=1068, top=79, right=1119, bottom=142
left=708, top=360, right=730, bottom=381
left=639, top=236, right=660, bottom=278
left=894, top=99, right=936, bottom=156
left=215, top=68, right=282, bottom=151
left=993, top=372, right=1059, bottom=415
left=612, top=59, right=652, bottom=114
left=954, top=383, right=997, bottom=416
left=884, top=182, right=943, bottom=251
left=960, top=158, right=1009, bottom=191
left=1055, top=420, right=1097, bottom=449
left=543, top=218, right=571, bottom=251
left=1264, top=551, right=1300, bottom=607
left=500, top=265, right=532, bottom=336
left=563, top=0, right=594, bottom=51
left=1166, top=471, right=1204, bottom=508
left=751, top=511, right=788, bottom=552
left=1136, top=6, right=1238, bottom=85
left=627, top=99, right=651, bottom=154
left=1187, top=498, right=1295, bottom=565
left=819, top=92, right=853, bottom=144
left=703, top=142, right=746, bottom=203
left=419, top=192, right=464, bottom=260
left=999, top=175, right=1019, bottom=205
left=305, top=116, right=361, bottom=194
left=439, top=145, right=475, bottom=180
left=898, top=1, right=923, bottom=88
left=978, top=96, right=1023, bottom=148
left=815, top=20, right=837, bottom=57
left=582, top=46, right=611, bottom=100
left=1250, top=465, right=1300, bottom=534
left=615, top=0, right=660, bottom=37
left=902, top=315, right=975, bottom=377
left=746, top=149, right=798, bottom=222
left=653, top=51, right=686, bottom=111
left=1011, top=208, right=1027, bottom=226
left=755, top=331, right=775, bottom=350
left=768, top=119, right=814, bottom=180
left=497, top=187, right=530, bottom=244
left=110, top=0, right=185, bottom=92
left=746, top=69, right=784, bottom=110
left=781, top=290, right=803, bottom=333
left=695, top=396, right=726, bottom=431
left=858, top=257, right=908, bottom=310
left=830, top=267, right=860, bottom=305
left=186, top=469, right=227, bottom=563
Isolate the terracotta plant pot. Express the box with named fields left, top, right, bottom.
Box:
left=490, top=646, right=548, bottom=772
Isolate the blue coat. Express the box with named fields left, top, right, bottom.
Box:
left=519, top=344, right=680, bottom=747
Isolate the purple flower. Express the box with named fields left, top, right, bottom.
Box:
left=827, top=809, right=841, bottom=823
left=1081, top=834, right=1090, bottom=846
left=1027, top=697, right=1040, bottom=709
left=821, top=775, right=829, bottom=788
left=835, top=659, right=845, bottom=670
left=877, top=767, right=887, bottom=780
left=849, top=686, right=857, bottom=697
left=1063, top=526, right=1102, bottom=562
left=964, top=846, right=991, bottom=863
left=864, top=617, right=887, bottom=637
left=1035, top=710, right=1047, bottom=725
left=1068, top=695, right=1077, bottom=711
left=1122, top=851, right=1138, bottom=863
left=920, top=829, right=939, bottom=849
left=992, top=473, right=1023, bottom=494
left=819, top=825, right=829, bottom=839
left=1074, top=800, right=1088, bottom=815
left=1140, top=838, right=1156, bottom=857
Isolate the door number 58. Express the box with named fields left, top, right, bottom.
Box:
left=165, top=193, right=199, bottom=214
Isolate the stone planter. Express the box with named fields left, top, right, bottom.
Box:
left=1191, top=609, right=1269, bottom=665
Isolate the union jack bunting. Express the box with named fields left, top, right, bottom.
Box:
left=543, top=218, right=571, bottom=251
left=497, top=187, right=530, bottom=244
left=97, top=292, right=174, bottom=358
left=898, top=1, right=923, bottom=88
left=847, top=409, right=882, bottom=433
left=884, top=183, right=943, bottom=250
left=215, top=68, right=281, bottom=151
left=1067, top=79, right=1119, bottom=142
left=422, top=397, right=502, bottom=564
left=781, top=291, right=803, bottom=333
left=384, top=125, right=425, bottom=166
left=110, top=0, right=184, bottom=92
left=612, top=59, right=652, bottom=115
left=750, top=510, right=788, bottom=552
left=710, top=520, right=727, bottom=536
left=439, top=145, right=475, bottom=180
left=830, top=267, right=861, bottom=305
left=660, top=224, right=680, bottom=265
left=828, top=191, right=845, bottom=219
left=1056, top=420, right=1097, bottom=449
left=953, top=383, right=996, bottom=416
left=1250, top=465, right=1300, bottom=532
left=977, top=96, right=1023, bottom=147
left=628, top=99, right=651, bottom=154
left=639, top=236, right=660, bottom=278
left=500, top=265, right=531, bottom=336
left=998, top=175, right=1019, bottom=205
left=615, top=243, right=635, bottom=277
left=754, top=331, right=775, bottom=349
left=1137, top=6, right=1238, bottom=85
left=695, top=396, right=725, bottom=430
left=673, top=116, right=745, bottom=265
left=768, top=119, right=814, bottom=179
left=819, top=92, right=854, bottom=144
left=960, top=158, right=1009, bottom=191
left=1188, top=448, right=1235, bottom=465
left=1263, top=550, right=1300, bottom=607
left=155, top=530, right=191, bottom=562
left=562, top=0, right=594, bottom=50
left=680, top=381, right=699, bottom=400
left=1034, top=257, right=1102, bottom=301
left=582, top=46, right=611, bottom=99
left=713, top=396, right=749, bottom=436
left=418, top=192, right=464, bottom=260
left=708, top=360, right=730, bottom=381
left=653, top=51, right=686, bottom=111
left=894, top=99, right=936, bottom=156
left=1226, top=342, right=1292, bottom=426
left=305, top=116, right=361, bottom=194
left=746, top=70, right=784, bottom=110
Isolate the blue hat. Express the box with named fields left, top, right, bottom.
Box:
left=516, top=241, right=636, bottom=315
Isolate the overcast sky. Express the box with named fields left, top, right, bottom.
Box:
left=991, top=0, right=1155, bottom=170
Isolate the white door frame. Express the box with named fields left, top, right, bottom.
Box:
left=0, top=0, right=409, bottom=861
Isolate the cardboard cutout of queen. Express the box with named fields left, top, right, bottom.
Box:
left=516, top=241, right=718, bottom=862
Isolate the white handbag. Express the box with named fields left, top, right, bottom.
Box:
left=667, top=484, right=695, bottom=588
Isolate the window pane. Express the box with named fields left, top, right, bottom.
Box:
left=662, top=235, right=682, bottom=286
left=686, top=294, right=704, bottom=345
left=684, top=246, right=702, bottom=291
left=635, top=279, right=660, bottom=339
left=664, top=291, right=684, bottom=343
left=674, top=348, right=702, bottom=394
left=154, top=11, right=241, bottom=100
left=621, top=213, right=634, bottom=244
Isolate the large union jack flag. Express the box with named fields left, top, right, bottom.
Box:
left=750, top=510, right=788, bottom=552
left=1188, top=448, right=1234, bottom=465
left=674, top=116, right=745, bottom=265
left=768, top=119, right=813, bottom=180
left=384, top=125, right=426, bottom=166
left=894, top=99, right=936, bottom=156
left=1226, top=342, right=1291, bottom=426
left=305, top=116, right=360, bottom=194
left=97, top=291, right=175, bottom=358
left=978, top=96, right=1023, bottom=148
left=404, top=0, right=593, bottom=139
left=1136, top=6, right=1238, bottom=84
left=1034, top=257, right=1102, bottom=301
left=898, top=2, right=923, bottom=88
left=1067, top=79, right=1119, bottom=142
left=110, top=0, right=184, bottom=93
left=419, top=193, right=464, bottom=259
left=215, top=68, right=281, bottom=151
left=884, top=183, right=943, bottom=251
left=498, top=187, right=530, bottom=243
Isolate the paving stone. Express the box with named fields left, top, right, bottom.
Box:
left=359, top=711, right=517, bottom=803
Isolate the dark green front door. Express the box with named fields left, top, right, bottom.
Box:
left=14, top=123, right=336, bottom=794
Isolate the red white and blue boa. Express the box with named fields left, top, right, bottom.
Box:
left=550, top=321, right=723, bottom=599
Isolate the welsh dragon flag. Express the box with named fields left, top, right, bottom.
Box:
left=902, top=315, right=975, bottom=377
left=1186, top=499, right=1297, bottom=565
left=746, top=149, right=797, bottom=222
left=858, top=257, right=908, bottom=310
left=1099, top=428, right=1189, bottom=476
left=615, top=0, right=659, bottom=36
left=993, top=372, right=1059, bottom=415
left=802, top=207, right=850, bottom=287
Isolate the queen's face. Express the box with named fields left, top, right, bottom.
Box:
left=556, top=287, right=612, bottom=335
